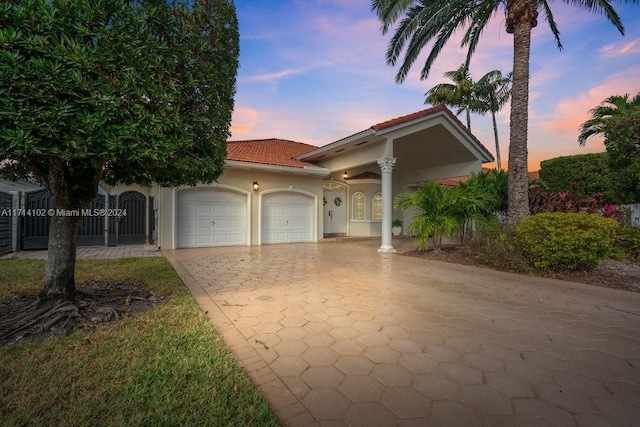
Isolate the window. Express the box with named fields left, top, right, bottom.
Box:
left=353, top=192, right=365, bottom=220
left=372, top=193, right=382, bottom=220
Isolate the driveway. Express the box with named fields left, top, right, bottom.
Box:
left=164, top=239, right=640, bottom=427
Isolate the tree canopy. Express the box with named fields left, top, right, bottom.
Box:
left=0, top=0, right=240, bottom=298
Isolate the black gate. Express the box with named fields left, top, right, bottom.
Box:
left=22, top=190, right=107, bottom=250
left=116, top=191, right=146, bottom=244
left=0, top=191, right=12, bottom=255
left=77, top=194, right=106, bottom=246
left=22, top=189, right=50, bottom=250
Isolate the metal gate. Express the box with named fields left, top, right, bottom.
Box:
left=0, top=191, right=12, bottom=255
left=22, top=190, right=107, bottom=250
left=22, top=189, right=51, bottom=250
left=115, top=191, right=146, bottom=244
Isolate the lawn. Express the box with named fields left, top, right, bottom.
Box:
left=0, top=257, right=281, bottom=426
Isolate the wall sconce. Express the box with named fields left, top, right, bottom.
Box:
left=342, top=171, right=348, bottom=179
left=253, top=181, right=259, bottom=191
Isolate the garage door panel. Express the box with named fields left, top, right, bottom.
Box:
left=262, top=192, right=314, bottom=244
left=177, top=189, right=247, bottom=248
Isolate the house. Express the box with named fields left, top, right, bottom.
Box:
left=153, top=105, right=494, bottom=253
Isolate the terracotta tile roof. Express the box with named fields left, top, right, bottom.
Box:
left=372, top=104, right=448, bottom=131
left=226, top=139, right=318, bottom=168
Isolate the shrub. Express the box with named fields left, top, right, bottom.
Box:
left=615, top=225, right=640, bottom=260
left=464, top=220, right=530, bottom=272
left=515, top=213, right=617, bottom=271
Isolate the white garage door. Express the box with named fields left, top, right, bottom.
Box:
left=262, top=192, right=314, bottom=244
left=177, top=189, right=247, bottom=248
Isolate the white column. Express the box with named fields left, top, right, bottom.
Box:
left=377, top=157, right=396, bottom=253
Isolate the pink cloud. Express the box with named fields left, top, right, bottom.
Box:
left=541, top=66, right=640, bottom=148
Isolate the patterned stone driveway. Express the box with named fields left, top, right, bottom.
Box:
left=164, top=239, right=640, bottom=427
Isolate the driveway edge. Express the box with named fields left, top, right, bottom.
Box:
left=163, top=250, right=317, bottom=427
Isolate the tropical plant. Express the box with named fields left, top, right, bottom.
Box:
left=394, top=180, right=495, bottom=252
left=473, top=71, right=512, bottom=171
left=0, top=0, right=239, bottom=299
left=460, top=168, right=509, bottom=216
left=371, top=0, right=635, bottom=225
left=578, top=93, right=640, bottom=146
left=578, top=93, right=640, bottom=202
left=425, top=64, right=476, bottom=130
left=426, top=67, right=511, bottom=169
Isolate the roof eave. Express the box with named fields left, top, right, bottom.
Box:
left=225, top=160, right=330, bottom=176
left=295, top=129, right=376, bottom=161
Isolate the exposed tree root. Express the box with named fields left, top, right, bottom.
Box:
left=0, top=280, right=165, bottom=346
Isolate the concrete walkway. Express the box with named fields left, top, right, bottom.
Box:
left=3, top=244, right=163, bottom=259
left=164, top=239, right=640, bottom=427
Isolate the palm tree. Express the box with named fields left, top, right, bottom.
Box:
left=473, top=70, right=512, bottom=171
left=425, top=64, right=476, bottom=131
left=578, top=92, right=640, bottom=146
left=371, top=0, right=633, bottom=224
left=394, top=180, right=495, bottom=252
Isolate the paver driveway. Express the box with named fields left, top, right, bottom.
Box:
left=164, top=239, right=640, bottom=427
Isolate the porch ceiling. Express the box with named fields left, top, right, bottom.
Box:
left=393, top=123, right=478, bottom=170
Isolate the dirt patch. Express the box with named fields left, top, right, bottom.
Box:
left=0, top=281, right=165, bottom=346
left=403, top=246, right=640, bottom=293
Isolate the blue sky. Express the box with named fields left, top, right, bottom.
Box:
left=229, top=0, right=640, bottom=170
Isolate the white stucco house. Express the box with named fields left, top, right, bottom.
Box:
left=153, top=105, right=494, bottom=253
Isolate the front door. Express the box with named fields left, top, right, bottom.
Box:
left=323, top=183, right=347, bottom=236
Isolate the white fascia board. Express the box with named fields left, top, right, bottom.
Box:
left=224, top=160, right=330, bottom=176
left=295, top=129, right=376, bottom=160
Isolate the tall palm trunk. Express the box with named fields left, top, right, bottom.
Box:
left=491, top=111, right=502, bottom=170
left=506, top=0, right=537, bottom=224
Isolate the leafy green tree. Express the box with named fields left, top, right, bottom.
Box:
left=0, top=0, right=239, bottom=299
left=394, top=180, right=495, bottom=252
left=425, top=64, right=476, bottom=130
left=473, top=71, right=512, bottom=171
left=371, top=0, right=635, bottom=225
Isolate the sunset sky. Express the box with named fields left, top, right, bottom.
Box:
left=229, top=0, right=640, bottom=171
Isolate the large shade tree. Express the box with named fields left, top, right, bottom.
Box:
left=371, top=0, right=636, bottom=224
left=0, top=0, right=239, bottom=299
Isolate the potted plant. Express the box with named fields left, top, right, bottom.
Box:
left=392, top=218, right=402, bottom=236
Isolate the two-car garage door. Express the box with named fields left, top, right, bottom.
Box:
left=177, top=189, right=247, bottom=248
left=177, top=189, right=314, bottom=248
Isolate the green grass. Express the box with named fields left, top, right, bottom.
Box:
left=0, top=257, right=281, bottom=426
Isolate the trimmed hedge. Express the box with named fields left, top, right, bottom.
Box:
left=515, top=212, right=617, bottom=271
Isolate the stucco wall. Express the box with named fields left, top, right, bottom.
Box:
left=155, top=167, right=325, bottom=249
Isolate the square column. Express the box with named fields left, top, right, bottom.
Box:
left=377, top=157, right=396, bottom=253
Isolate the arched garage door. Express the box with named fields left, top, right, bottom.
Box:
left=262, top=192, right=313, bottom=244
left=177, top=189, right=247, bottom=248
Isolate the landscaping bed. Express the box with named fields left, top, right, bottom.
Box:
left=404, top=246, right=640, bottom=292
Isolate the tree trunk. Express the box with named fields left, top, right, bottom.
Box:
left=40, top=213, right=82, bottom=299
left=506, top=0, right=536, bottom=225
left=492, top=111, right=502, bottom=171
left=37, top=160, right=101, bottom=300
